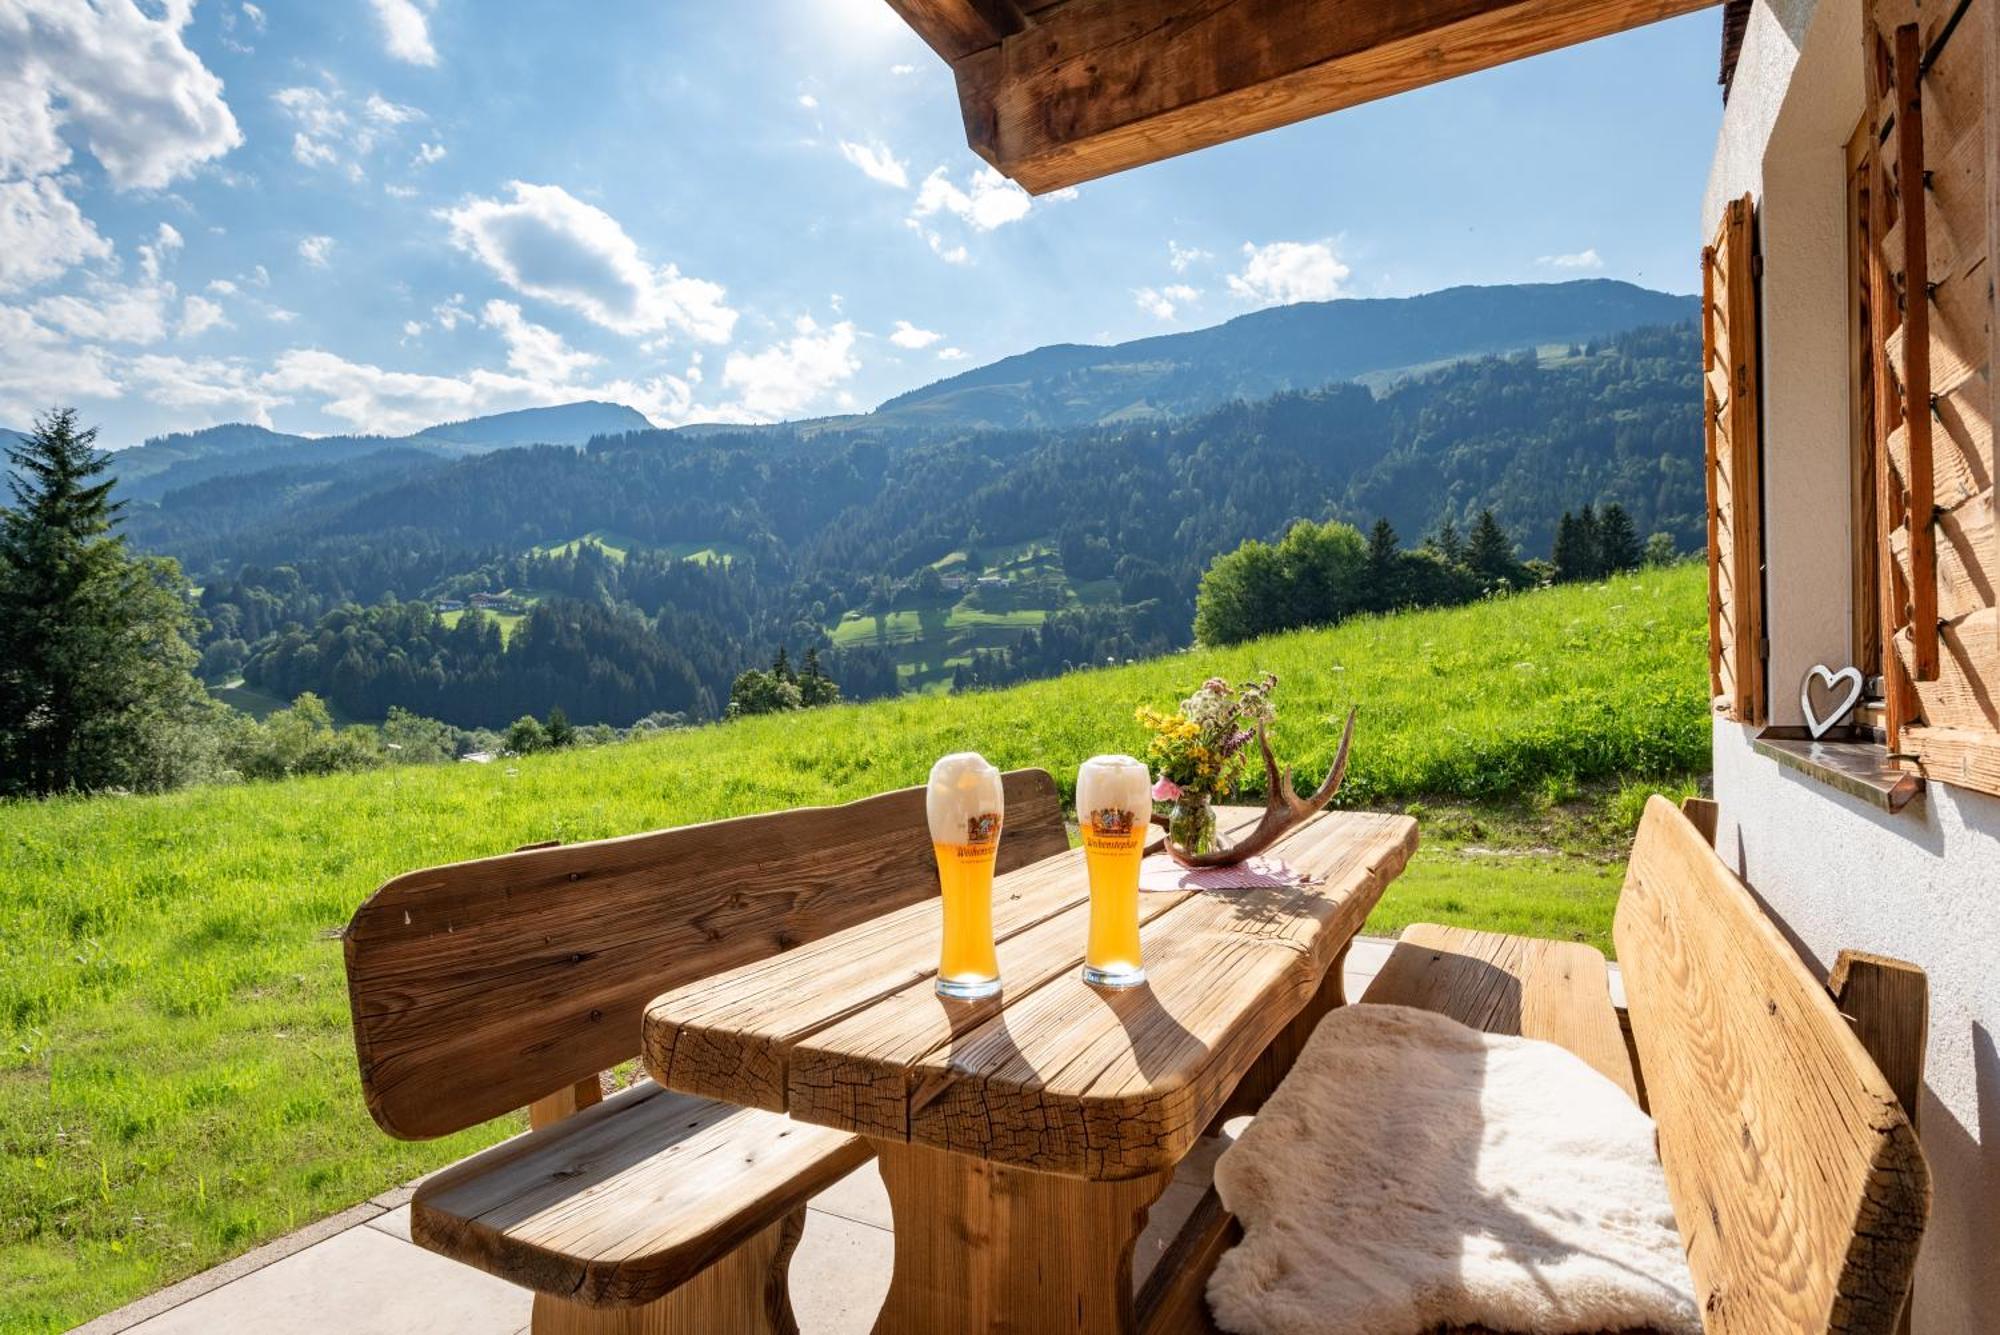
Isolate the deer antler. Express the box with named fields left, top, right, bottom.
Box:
left=1163, top=707, right=1356, bottom=868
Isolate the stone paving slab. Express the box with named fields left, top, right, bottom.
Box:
left=70, top=939, right=1517, bottom=1334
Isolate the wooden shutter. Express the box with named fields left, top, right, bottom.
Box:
left=1704, top=194, right=1765, bottom=725
left=1866, top=0, right=2000, bottom=795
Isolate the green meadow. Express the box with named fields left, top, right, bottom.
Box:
left=0, top=563, right=1706, bottom=1331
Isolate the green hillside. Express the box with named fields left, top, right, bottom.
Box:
left=0, top=564, right=1706, bottom=1331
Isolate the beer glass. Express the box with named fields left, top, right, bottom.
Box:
left=1078, top=754, right=1151, bottom=988
left=928, top=753, right=1004, bottom=999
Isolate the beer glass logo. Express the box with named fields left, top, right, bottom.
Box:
left=963, top=812, right=999, bottom=845
left=1086, top=807, right=1137, bottom=837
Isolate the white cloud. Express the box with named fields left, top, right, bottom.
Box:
left=1536, top=248, right=1604, bottom=271
left=138, top=221, right=183, bottom=283
left=936, top=346, right=967, bottom=361
left=365, top=94, right=421, bottom=125
left=31, top=281, right=171, bottom=344
left=797, top=93, right=819, bottom=110
left=127, top=353, right=285, bottom=427
left=0, top=304, right=123, bottom=416
left=0, top=177, right=113, bottom=293
left=432, top=294, right=469, bottom=329
left=370, top=0, right=438, bottom=66
left=1226, top=240, right=1350, bottom=306
left=411, top=141, right=447, bottom=167
left=1168, top=240, right=1211, bottom=273
left=480, top=299, right=600, bottom=383
left=240, top=4, right=265, bottom=30
left=887, top=319, right=941, bottom=350
left=0, top=0, right=242, bottom=191
left=207, top=278, right=239, bottom=295
left=401, top=319, right=424, bottom=339
left=905, top=220, right=968, bottom=265
left=912, top=165, right=1031, bottom=231
left=298, top=234, right=335, bottom=267
left=1134, top=283, right=1199, bottom=321
left=839, top=140, right=910, bottom=189
left=264, top=348, right=557, bottom=433
left=890, top=63, right=916, bottom=75
left=441, top=181, right=736, bottom=341
left=720, top=316, right=859, bottom=421
left=179, top=293, right=229, bottom=338
left=275, top=84, right=423, bottom=175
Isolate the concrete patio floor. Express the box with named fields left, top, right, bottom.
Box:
left=73, top=937, right=1563, bottom=1335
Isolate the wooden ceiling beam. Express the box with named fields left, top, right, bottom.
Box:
left=932, top=0, right=1722, bottom=193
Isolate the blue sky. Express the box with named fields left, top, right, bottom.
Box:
left=0, top=1, right=1724, bottom=446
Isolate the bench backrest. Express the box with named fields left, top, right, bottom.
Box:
left=1614, top=797, right=1929, bottom=1334
left=345, top=769, right=1068, bottom=1139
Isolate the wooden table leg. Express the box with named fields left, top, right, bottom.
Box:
left=871, top=1139, right=1173, bottom=1334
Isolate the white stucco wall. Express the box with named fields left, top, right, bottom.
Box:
left=1705, top=5, right=2000, bottom=1332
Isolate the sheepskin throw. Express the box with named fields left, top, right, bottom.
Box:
left=1209, top=1004, right=1699, bottom=1335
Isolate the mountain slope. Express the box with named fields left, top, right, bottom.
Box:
left=415, top=400, right=653, bottom=449
left=871, top=279, right=1696, bottom=430
left=102, top=401, right=657, bottom=502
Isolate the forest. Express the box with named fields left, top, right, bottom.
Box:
left=149, top=322, right=1701, bottom=728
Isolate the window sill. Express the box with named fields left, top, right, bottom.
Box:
left=1752, top=727, right=1925, bottom=813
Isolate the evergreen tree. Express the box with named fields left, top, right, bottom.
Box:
left=1430, top=519, right=1465, bottom=567
left=799, top=646, right=841, bottom=706
left=772, top=645, right=795, bottom=684
left=0, top=409, right=215, bottom=795
left=1466, top=509, right=1523, bottom=588
left=1575, top=505, right=1604, bottom=579
left=544, top=704, right=575, bottom=748
left=1364, top=517, right=1401, bottom=613
left=1598, top=503, right=1642, bottom=574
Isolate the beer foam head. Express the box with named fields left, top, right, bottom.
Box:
left=927, top=752, right=1003, bottom=845
left=1077, top=754, right=1150, bottom=823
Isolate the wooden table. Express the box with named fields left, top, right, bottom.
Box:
left=640, top=808, right=1417, bottom=1333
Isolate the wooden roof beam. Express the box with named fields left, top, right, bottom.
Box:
left=939, top=0, right=1722, bottom=194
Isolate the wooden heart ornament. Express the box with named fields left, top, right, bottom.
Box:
left=1801, top=664, right=1864, bottom=740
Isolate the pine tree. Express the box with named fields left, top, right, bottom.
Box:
left=1, top=409, right=215, bottom=795
left=1466, top=509, right=1523, bottom=588
left=1431, top=519, right=1465, bottom=567
left=1363, top=517, right=1402, bottom=612
left=544, top=704, right=575, bottom=748
left=799, top=646, right=841, bottom=707
left=1598, top=503, right=1642, bottom=574
left=1575, top=504, right=1604, bottom=579
left=772, top=645, right=795, bottom=684
left=1551, top=511, right=1583, bottom=583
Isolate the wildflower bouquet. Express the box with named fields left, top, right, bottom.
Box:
left=1135, top=672, right=1279, bottom=854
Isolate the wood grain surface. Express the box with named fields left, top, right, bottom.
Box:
left=412, top=1081, right=868, bottom=1307
left=941, top=0, right=1717, bottom=193
left=1614, top=796, right=1929, bottom=1334
left=643, top=810, right=1417, bottom=1179
left=345, top=769, right=1065, bottom=1139
left=1360, top=922, right=1638, bottom=1103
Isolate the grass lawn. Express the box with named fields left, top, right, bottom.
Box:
left=0, top=564, right=1707, bottom=1331
left=437, top=607, right=526, bottom=644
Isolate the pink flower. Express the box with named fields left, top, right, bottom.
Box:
left=1151, top=777, right=1182, bottom=801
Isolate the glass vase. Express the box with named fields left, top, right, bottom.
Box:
left=1167, top=792, right=1216, bottom=856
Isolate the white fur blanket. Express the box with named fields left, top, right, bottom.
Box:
left=1209, top=1004, right=1700, bottom=1335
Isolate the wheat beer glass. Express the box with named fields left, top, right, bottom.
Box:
left=928, top=753, right=1004, bottom=999
left=1079, top=754, right=1151, bottom=988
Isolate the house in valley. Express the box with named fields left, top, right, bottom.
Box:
left=883, top=0, right=1995, bottom=1327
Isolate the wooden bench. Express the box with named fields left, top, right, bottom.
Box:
left=343, top=770, right=1068, bottom=1334
left=1138, top=796, right=1931, bottom=1335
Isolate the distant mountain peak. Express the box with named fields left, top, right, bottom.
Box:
left=871, top=278, right=1696, bottom=431
left=415, top=400, right=655, bottom=447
